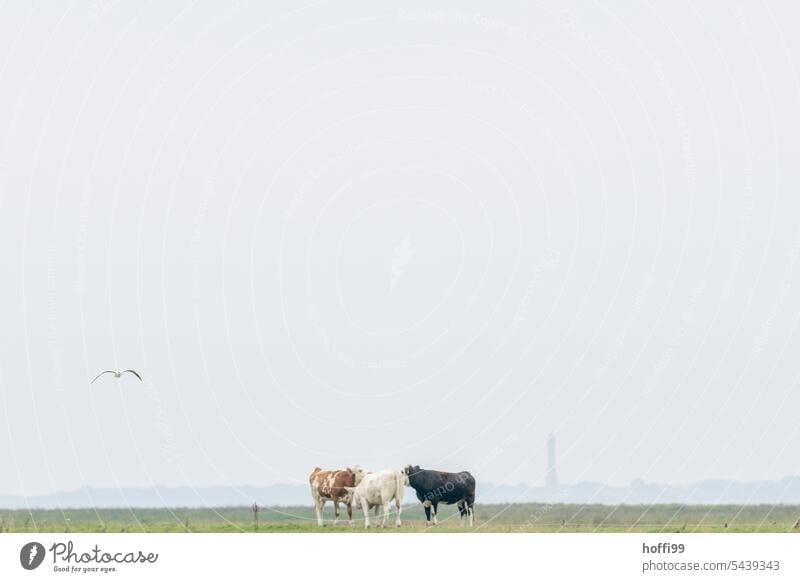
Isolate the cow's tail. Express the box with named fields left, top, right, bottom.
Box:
left=395, top=470, right=406, bottom=505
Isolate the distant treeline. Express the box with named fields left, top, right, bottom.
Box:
left=3, top=475, right=800, bottom=510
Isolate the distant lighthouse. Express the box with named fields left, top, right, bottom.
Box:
left=545, top=432, right=558, bottom=489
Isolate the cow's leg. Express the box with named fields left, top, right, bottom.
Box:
left=458, top=501, right=466, bottom=526
left=315, top=498, right=325, bottom=526
left=423, top=499, right=432, bottom=526
left=395, top=496, right=402, bottom=527
left=361, top=499, right=371, bottom=529
left=467, top=497, right=475, bottom=527
left=380, top=500, right=391, bottom=528
left=346, top=501, right=353, bottom=526
left=431, top=501, right=439, bottom=525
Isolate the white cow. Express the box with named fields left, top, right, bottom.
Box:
left=346, top=468, right=409, bottom=528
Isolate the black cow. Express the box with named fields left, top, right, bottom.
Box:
left=403, top=465, right=476, bottom=526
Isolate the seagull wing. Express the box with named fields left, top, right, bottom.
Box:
left=91, top=371, right=116, bottom=384
left=122, top=370, right=143, bottom=381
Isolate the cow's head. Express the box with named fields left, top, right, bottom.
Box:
left=350, top=465, right=368, bottom=485
left=403, top=465, right=421, bottom=484
left=398, top=469, right=410, bottom=487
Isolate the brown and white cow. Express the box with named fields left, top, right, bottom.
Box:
left=309, top=466, right=368, bottom=526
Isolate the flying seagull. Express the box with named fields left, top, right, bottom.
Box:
left=90, top=369, right=143, bottom=384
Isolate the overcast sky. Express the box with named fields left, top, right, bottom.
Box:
left=1, top=0, right=800, bottom=499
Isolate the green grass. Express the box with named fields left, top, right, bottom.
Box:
left=1, top=503, right=798, bottom=533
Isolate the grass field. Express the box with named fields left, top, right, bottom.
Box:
left=2, top=503, right=799, bottom=533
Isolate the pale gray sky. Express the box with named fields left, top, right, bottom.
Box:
left=1, top=0, right=800, bottom=498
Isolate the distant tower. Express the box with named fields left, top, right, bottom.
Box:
left=545, top=432, right=558, bottom=489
